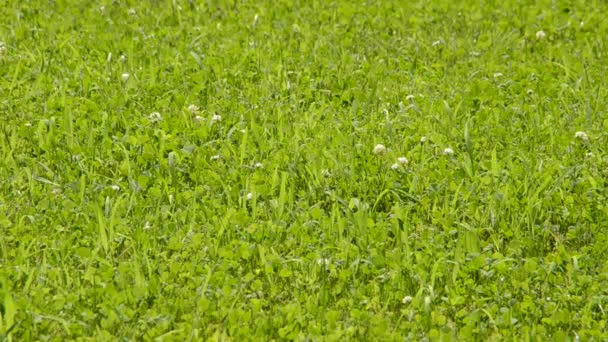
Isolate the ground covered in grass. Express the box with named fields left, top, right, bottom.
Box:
left=1, top=0, right=608, bottom=340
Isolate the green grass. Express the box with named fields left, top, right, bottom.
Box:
left=1, top=0, right=608, bottom=340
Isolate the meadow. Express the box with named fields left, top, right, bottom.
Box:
left=1, top=0, right=607, bottom=340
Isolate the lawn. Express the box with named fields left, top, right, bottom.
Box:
left=1, top=0, right=608, bottom=340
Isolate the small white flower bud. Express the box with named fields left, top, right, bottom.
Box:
left=536, top=30, right=546, bottom=39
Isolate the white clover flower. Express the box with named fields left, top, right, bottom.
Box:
left=246, top=192, right=253, bottom=200
left=316, top=258, right=331, bottom=266
left=405, top=94, right=415, bottom=101
left=402, top=295, right=413, bottom=304
left=373, top=144, right=387, bottom=156
left=211, top=114, right=222, bottom=122
left=119, top=54, right=127, bottom=63
left=110, top=185, right=120, bottom=191
left=210, top=154, right=221, bottom=161
left=0, top=42, right=6, bottom=55
left=390, top=163, right=400, bottom=171
left=536, top=30, right=546, bottom=39
left=443, top=147, right=454, bottom=155
left=187, top=104, right=200, bottom=115
left=194, top=115, right=204, bottom=123
left=493, top=72, right=503, bottom=78
left=574, top=131, right=589, bottom=141
left=147, top=112, right=162, bottom=123
left=254, top=162, right=264, bottom=169
left=128, top=8, right=136, bottom=16
left=420, top=136, right=428, bottom=143
left=397, top=157, right=409, bottom=165
left=143, top=221, right=151, bottom=230
left=121, top=73, right=130, bottom=82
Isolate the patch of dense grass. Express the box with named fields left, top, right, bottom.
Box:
left=1, top=0, right=608, bottom=340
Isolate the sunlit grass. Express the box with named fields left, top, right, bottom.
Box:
left=1, top=0, right=608, bottom=340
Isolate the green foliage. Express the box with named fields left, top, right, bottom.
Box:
left=1, top=0, right=607, bottom=340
